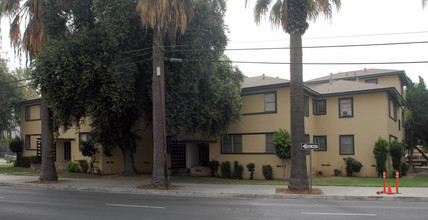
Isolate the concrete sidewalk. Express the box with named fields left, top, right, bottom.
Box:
left=0, top=174, right=427, bottom=202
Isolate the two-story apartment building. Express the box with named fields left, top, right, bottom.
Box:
left=19, top=68, right=408, bottom=179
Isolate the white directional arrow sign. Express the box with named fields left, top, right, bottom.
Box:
left=301, top=143, right=320, bottom=150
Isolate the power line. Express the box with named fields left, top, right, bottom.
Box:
left=165, top=40, right=428, bottom=53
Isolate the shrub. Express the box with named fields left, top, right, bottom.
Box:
left=389, top=141, right=403, bottom=171
left=67, top=162, right=80, bottom=173
left=246, top=163, right=255, bottom=180
left=78, top=160, right=89, bottom=174
left=400, top=162, right=410, bottom=176
left=262, top=165, right=273, bottom=180
left=343, top=157, right=363, bottom=176
left=373, top=137, right=388, bottom=177
left=14, top=156, right=31, bottom=168
left=220, top=161, right=231, bottom=178
left=9, top=137, right=23, bottom=157
left=232, top=161, right=243, bottom=179
left=29, top=156, right=40, bottom=164
left=208, top=160, right=219, bottom=177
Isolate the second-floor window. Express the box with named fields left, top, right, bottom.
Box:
left=339, top=98, right=353, bottom=118
left=313, top=99, right=326, bottom=115
left=25, top=104, right=41, bottom=121
left=264, top=93, right=276, bottom=112
left=304, top=96, right=309, bottom=117
left=389, top=98, right=397, bottom=121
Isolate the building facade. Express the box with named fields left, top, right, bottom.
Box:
left=20, top=69, right=408, bottom=178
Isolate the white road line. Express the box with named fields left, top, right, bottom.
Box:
left=106, top=203, right=165, bottom=209
left=302, top=212, right=376, bottom=217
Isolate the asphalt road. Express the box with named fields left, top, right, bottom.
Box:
left=0, top=186, right=427, bottom=220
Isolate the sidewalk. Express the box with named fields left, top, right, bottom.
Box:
left=0, top=174, right=427, bottom=202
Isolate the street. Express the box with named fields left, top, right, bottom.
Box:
left=0, top=186, right=427, bottom=220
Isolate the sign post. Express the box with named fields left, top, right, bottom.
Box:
left=301, top=143, right=320, bottom=193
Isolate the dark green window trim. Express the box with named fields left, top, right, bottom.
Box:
left=388, top=98, right=398, bottom=121
left=339, top=135, right=354, bottom=155
left=25, top=104, right=41, bottom=121
left=313, top=99, right=326, bottom=115
left=313, top=135, right=327, bottom=151
left=242, top=91, right=277, bottom=116
left=339, top=97, right=354, bottom=118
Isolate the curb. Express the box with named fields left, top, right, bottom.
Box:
left=1, top=182, right=428, bottom=202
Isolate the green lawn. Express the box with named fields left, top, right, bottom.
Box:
left=2, top=164, right=427, bottom=187
left=171, top=174, right=428, bottom=187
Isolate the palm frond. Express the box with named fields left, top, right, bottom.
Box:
left=253, top=0, right=272, bottom=24
left=269, top=0, right=283, bottom=27
left=9, top=15, right=21, bottom=50
left=137, top=0, right=193, bottom=42
left=307, top=0, right=341, bottom=21
left=0, top=0, right=20, bottom=16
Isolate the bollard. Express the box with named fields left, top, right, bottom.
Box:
left=396, top=171, right=399, bottom=193
left=383, top=171, right=386, bottom=193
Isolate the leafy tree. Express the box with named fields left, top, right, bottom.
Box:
left=137, top=0, right=194, bottom=187
left=0, top=59, right=23, bottom=138
left=34, top=0, right=152, bottom=176
left=245, top=0, right=341, bottom=191
left=373, top=137, right=388, bottom=177
left=404, top=77, right=428, bottom=171
left=80, top=134, right=99, bottom=174
left=272, top=129, right=291, bottom=180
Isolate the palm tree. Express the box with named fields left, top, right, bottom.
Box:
left=0, top=0, right=57, bottom=181
left=246, top=0, right=340, bottom=191
left=137, top=0, right=193, bottom=187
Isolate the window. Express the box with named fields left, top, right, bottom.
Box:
left=313, top=99, right=326, bottom=115
left=25, top=134, right=41, bottom=150
left=389, top=135, right=398, bottom=143
left=264, top=93, right=276, bottom=112
left=79, top=132, right=89, bottom=151
left=339, top=98, right=353, bottom=118
left=389, top=98, right=397, bottom=121
left=265, top=133, right=274, bottom=153
left=340, top=135, right=354, bottom=155
left=398, top=120, right=401, bottom=131
left=25, top=104, right=41, bottom=121
left=313, top=136, right=327, bottom=151
left=304, top=96, right=309, bottom=117
left=365, top=79, right=378, bottom=84
left=222, top=135, right=242, bottom=153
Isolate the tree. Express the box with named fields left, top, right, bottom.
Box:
left=389, top=141, right=403, bottom=172
left=34, top=0, right=152, bottom=176
left=373, top=137, right=388, bottom=177
left=0, top=59, right=23, bottom=138
left=404, top=77, right=428, bottom=172
left=137, top=0, right=194, bottom=187
left=272, top=129, right=291, bottom=180
left=246, top=0, right=341, bottom=191
left=0, top=0, right=57, bottom=181
left=80, top=134, right=99, bottom=174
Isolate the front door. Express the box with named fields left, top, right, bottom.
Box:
left=171, top=143, right=186, bottom=168
left=64, top=141, right=71, bottom=161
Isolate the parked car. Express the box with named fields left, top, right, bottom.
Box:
left=4, top=153, right=17, bottom=163
left=405, top=154, right=428, bottom=167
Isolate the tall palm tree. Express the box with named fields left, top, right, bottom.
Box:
left=246, top=0, right=340, bottom=191
left=137, top=0, right=193, bottom=187
left=0, top=0, right=57, bottom=181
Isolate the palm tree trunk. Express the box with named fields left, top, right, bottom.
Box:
left=288, top=32, right=309, bottom=191
left=39, top=99, right=58, bottom=181
left=151, top=28, right=169, bottom=187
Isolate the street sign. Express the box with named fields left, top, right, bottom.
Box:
left=301, top=143, right=319, bottom=150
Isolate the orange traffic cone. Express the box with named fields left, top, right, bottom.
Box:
left=387, top=183, right=393, bottom=194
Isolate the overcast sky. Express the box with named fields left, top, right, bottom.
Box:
left=225, top=0, right=428, bottom=83
left=1, top=0, right=427, bottom=83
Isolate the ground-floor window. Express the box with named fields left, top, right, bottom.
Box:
left=340, top=135, right=354, bottom=155
left=222, top=135, right=242, bottom=153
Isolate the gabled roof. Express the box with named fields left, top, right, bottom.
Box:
left=305, top=68, right=410, bottom=86
left=242, top=75, right=289, bottom=92
left=310, top=80, right=406, bottom=106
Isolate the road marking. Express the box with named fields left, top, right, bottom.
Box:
left=106, top=203, right=165, bottom=209
left=302, top=212, right=376, bottom=217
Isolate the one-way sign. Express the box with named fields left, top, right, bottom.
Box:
left=301, top=143, right=320, bottom=150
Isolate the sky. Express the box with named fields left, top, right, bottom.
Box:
left=224, top=0, right=428, bottom=83
left=1, top=0, right=427, bottom=83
